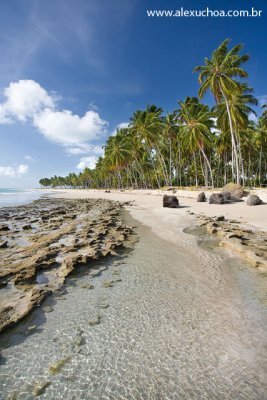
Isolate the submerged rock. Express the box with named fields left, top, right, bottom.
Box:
left=43, top=305, right=54, bottom=313
left=49, top=357, right=71, bottom=375
left=28, top=324, right=37, bottom=332
left=0, top=288, right=51, bottom=333
left=80, top=283, right=94, bottom=289
left=102, top=279, right=114, bottom=288
left=0, top=198, right=134, bottom=333
left=32, top=380, right=52, bottom=397
left=89, top=315, right=101, bottom=326
left=163, top=195, right=179, bottom=208
left=247, top=194, right=262, bottom=206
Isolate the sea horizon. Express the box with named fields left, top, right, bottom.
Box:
left=0, top=187, right=49, bottom=207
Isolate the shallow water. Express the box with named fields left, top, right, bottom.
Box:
left=0, top=189, right=52, bottom=208
left=0, top=213, right=267, bottom=400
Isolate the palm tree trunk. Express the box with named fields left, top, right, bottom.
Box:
left=193, top=152, right=198, bottom=187
left=169, top=138, right=172, bottom=185
left=220, top=87, right=240, bottom=184
left=259, top=146, right=262, bottom=187
left=224, top=153, right=227, bottom=186
left=154, top=144, right=170, bottom=186
left=199, top=150, right=205, bottom=185
left=237, top=142, right=245, bottom=186
left=199, top=147, right=214, bottom=187
left=133, top=154, right=147, bottom=188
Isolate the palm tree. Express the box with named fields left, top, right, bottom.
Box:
left=254, top=117, right=267, bottom=186
left=261, top=103, right=267, bottom=129
left=130, top=107, right=170, bottom=186
left=214, top=84, right=258, bottom=184
left=177, top=97, right=215, bottom=187
left=194, top=39, right=249, bottom=184
left=103, top=129, right=132, bottom=188
left=162, top=113, right=179, bottom=185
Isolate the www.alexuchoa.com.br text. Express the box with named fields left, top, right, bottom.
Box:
left=147, top=7, right=263, bottom=18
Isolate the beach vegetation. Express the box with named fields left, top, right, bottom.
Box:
left=39, top=39, right=267, bottom=190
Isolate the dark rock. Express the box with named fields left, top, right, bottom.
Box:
left=0, top=240, right=8, bottom=248
left=221, top=191, right=231, bottom=201
left=209, top=193, right=224, bottom=204
left=222, top=191, right=243, bottom=203
left=215, top=216, right=225, bottom=222
left=247, top=194, right=262, bottom=206
left=23, top=224, right=32, bottom=230
left=0, top=224, right=10, bottom=231
left=163, top=195, right=179, bottom=208
left=197, top=192, right=206, bottom=202
left=231, top=196, right=243, bottom=203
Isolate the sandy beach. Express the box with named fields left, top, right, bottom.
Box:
left=0, top=189, right=267, bottom=399
left=50, top=187, right=267, bottom=234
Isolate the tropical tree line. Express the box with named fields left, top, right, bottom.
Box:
left=40, top=39, right=267, bottom=190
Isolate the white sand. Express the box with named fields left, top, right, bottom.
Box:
left=49, top=188, right=267, bottom=243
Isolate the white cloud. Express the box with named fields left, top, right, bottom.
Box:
left=76, top=156, right=98, bottom=170
left=0, top=79, right=109, bottom=157
left=0, top=164, right=29, bottom=177
left=66, top=143, right=103, bottom=155
left=33, top=108, right=108, bottom=148
left=0, top=104, right=12, bottom=124
left=0, top=80, right=55, bottom=122
left=111, top=122, right=129, bottom=136
left=24, top=155, right=35, bottom=161
left=17, top=164, right=29, bottom=174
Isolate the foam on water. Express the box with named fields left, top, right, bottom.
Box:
left=0, top=213, right=266, bottom=399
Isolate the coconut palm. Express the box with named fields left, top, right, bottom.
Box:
left=161, top=113, right=179, bottom=185
left=130, top=107, right=169, bottom=185
left=177, top=97, right=215, bottom=187
left=194, top=39, right=250, bottom=184
left=254, top=117, right=267, bottom=186
left=103, top=129, right=132, bottom=188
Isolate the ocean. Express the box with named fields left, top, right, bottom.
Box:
left=0, top=188, right=50, bottom=208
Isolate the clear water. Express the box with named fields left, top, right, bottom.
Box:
left=0, top=213, right=266, bottom=399
left=0, top=188, right=51, bottom=208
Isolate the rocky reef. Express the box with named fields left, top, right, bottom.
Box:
left=195, top=214, right=267, bottom=270
left=0, top=198, right=133, bottom=333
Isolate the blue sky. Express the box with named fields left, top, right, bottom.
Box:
left=0, top=0, right=266, bottom=187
